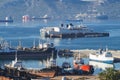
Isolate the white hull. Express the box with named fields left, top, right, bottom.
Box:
left=89, top=49, right=114, bottom=64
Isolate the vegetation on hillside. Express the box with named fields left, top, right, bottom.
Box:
left=99, top=68, right=120, bottom=80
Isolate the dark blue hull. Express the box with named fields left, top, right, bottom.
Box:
left=0, top=20, right=13, bottom=23
left=0, top=48, right=57, bottom=60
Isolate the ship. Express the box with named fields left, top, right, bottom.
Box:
left=89, top=47, right=114, bottom=64
left=40, top=23, right=109, bottom=38
left=28, top=54, right=62, bottom=78
left=0, top=17, right=13, bottom=23
left=73, top=53, right=94, bottom=75
left=0, top=39, right=57, bottom=59
left=28, top=67, right=56, bottom=78
left=4, top=52, right=61, bottom=78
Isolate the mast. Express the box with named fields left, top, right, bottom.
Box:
left=17, top=39, right=22, bottom=49
left=15, top=51, right=18, bottom=63
left=33, top=39, right=36, bottom=48
left=106, top=46, right=108, bottom=52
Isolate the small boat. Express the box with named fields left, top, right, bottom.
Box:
left=40, top=23, right=109, bottom=38
left=89, top=47, right=114, bottom=64
left=62, top=62, right=71, bottom=69
left=62, top=62, right=73, bottom=74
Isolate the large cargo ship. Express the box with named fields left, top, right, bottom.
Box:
left=40, top=23, right=109, bottom=38
left=0, top=39, right=57, bottom=59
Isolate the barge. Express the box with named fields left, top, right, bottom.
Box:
left=40, top=23, right=109, bottom=38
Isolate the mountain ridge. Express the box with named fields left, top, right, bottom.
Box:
left=0, top=0, right=120, bottom=20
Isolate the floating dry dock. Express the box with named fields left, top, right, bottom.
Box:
left=40, top=23, right=109, bottom=38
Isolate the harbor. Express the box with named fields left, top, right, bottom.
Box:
left=0, top=14, right=120, bottom=80
left=0, top=45, right=120, bottom=79
left=0, top=0, right=120, bottom=80
left=0, top=19, right=120, bottom=79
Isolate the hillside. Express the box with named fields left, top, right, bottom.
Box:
left=0, top=0, right=120, bottom=20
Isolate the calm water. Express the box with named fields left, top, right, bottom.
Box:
left=0, top=19, right=120, bottom=75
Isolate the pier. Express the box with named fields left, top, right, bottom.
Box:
left=72, top=49, right=120, bottom=62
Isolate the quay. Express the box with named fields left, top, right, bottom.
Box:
left=51, top=75, right=99, bottom=80
left=0, top=75, right=100, bottom=80
left=72, top=49, right=120, bottom=62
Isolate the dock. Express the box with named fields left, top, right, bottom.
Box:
left=71, top=49, right=120, bottom=62
left=51, top=75, right=99, bottom=80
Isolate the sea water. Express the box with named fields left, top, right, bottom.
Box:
left=0, top=19, right=120, bottom=75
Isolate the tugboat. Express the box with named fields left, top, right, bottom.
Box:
left=40, top=23, right=109, bottom=38
left=73, top=52, right=94, bottom=75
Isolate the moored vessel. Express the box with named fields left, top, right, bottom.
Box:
left=89, top=47, right=114, bottom=64
left=0, top=17, right=13, bottom=23
left=28, top=54, right=62, bottom=78
left=40, top=23, right=109, bottom=38
left=0, top=39, right=57, bottom=59
left=73, top=53, right=94, bottom=75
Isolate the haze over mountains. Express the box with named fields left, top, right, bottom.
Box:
left=0, top=0, right=120, bottom=20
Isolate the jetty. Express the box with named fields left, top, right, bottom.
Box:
left=72, top=49, right=120, bottom=62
